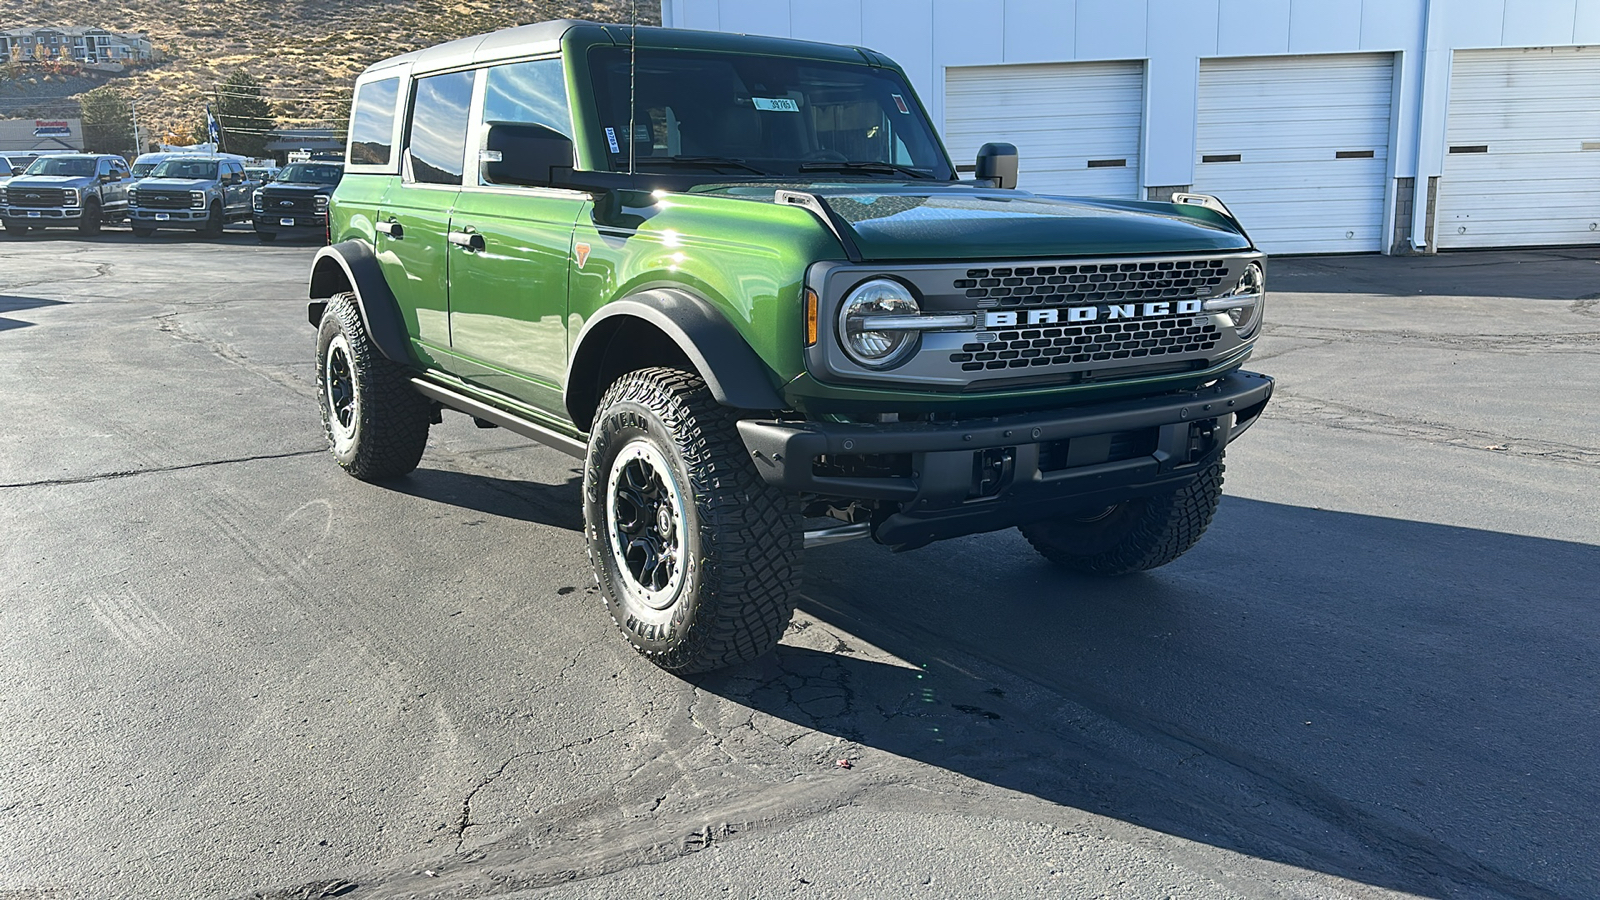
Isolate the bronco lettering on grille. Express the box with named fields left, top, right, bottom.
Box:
left=984, top=299, right=1204, bottom=328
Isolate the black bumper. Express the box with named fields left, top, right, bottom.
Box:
left=736, top=370, right=1273, bottom=549
left=253, top=215, right=325, bottom=237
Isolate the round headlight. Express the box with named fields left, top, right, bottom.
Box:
left=1225, top=262, right=1265, bottom=338
left=837, top=278, right=920, bottom=369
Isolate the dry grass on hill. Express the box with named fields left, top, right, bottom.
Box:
left=11, top=0, right=653, bottom=141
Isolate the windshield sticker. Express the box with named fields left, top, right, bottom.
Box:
left=891, top=94, right=910, bottom=115
left=752, top=97, right=800, bottom=113
left=604, top=127, right=621, bottom=153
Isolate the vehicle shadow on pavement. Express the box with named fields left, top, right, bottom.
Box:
left=388, top=467, right=584, bottom=531
left=1275, top=248, right=1600, bottom=301
left=0, top=295, right=65, bottom=332
left=697, top=498, right=1600, bottom=900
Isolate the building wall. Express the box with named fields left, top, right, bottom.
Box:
left=662, top=0, right=1600, bottom=253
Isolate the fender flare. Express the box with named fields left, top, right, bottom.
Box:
left=566, top=289, right=786, bottom=428
left=307, top=239, right=414, bottom=365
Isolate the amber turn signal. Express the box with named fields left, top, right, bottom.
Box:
left=804, top=288, right=819, bottom=347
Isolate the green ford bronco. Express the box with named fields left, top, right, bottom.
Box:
left=308, top=20, right=1273, bottom=673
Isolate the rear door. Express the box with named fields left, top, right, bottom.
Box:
left=377, top=68, right=475, bottom=357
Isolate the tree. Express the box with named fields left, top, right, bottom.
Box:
left=80, top=86, right=135, bottom=156
left=214, top=70, right=275, bottom=157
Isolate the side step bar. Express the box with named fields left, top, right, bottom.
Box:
left=410, top=378, right=588, bottom=459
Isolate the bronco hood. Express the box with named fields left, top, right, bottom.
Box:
left=703, top=184, right=1252, bottom=261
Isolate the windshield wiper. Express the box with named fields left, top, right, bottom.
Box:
left=636, top=155, right=776, bottom=176
left=796, top=160, right=935, bottom=179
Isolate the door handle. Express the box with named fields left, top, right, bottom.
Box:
left=448, top=230, right=485, bottom=252
left=376, top=220, right=403, bottom=239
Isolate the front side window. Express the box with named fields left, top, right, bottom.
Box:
left=588, top=47, right=953, bottom=180
left=406, top=70, right=474, bottom=185
left=276, top=163, right=344, bottom=185
left=480, top=58, right=571, bottom=186
left=349, top=77, right=400, bottom=166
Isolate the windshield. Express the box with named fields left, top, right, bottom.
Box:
left=150, top=159, right=221, bottom=180
left=588, top=47, right=953, bottom=180
left=275, top=163, right=342, bottom=185
left=131, top=162, right=160, bottom=177
left=24, top=157, right=95, bottom=177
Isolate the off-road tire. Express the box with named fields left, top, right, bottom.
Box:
left=201, top=203, right=224, bottom=238
left=131, top=226, right=155, bottom=238
left=256, top=231, right=277, bottom=243
left=2, top=221, right=27, bottom=235
left=315, top=291, right=431, bottom=480
left=1020, top=456, right=1225, bottom=575
left=584, top=367, right=802, bottom=674
left=77, top=200, right=102, bottom=236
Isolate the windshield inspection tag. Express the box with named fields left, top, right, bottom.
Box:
left=604, top=127, right=621, bottom=153
left=891, top=93, right=910, bottom=114
left=752, top=97, right=800, bottom=112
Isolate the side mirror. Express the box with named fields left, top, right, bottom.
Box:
left=10, top=166, right=22, bottom=176
left=975, top=142, right=1018, bottom=190
left=100, top=173, right=115, bottom=183
left=481, top=121, right=574, bottom=187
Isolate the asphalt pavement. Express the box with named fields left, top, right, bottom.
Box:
left=1, top=227, right=1596, bottom=900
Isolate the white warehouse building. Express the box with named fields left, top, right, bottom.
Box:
left=660, top=0, right=1600, bottom=255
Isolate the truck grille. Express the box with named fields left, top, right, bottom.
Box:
left=137, top=190, right=193, bottom=209
left=262, top=190, right=316, bottom=213
left=951, top=316, right=1220, bottom=372
left=10, top=188, right=66, bottom=207
left=956, top=260, right=1230, bottom=307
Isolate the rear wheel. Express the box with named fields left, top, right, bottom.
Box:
left=315, top=292, right=432, bottom=480
left=584, top=367, right=802, bottom=673
left=1020, top=456, right=1225, bottom=575
left=77, top=199, right=102, bottom=236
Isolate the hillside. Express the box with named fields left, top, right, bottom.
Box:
left=6, top=0, right=655, bottom=145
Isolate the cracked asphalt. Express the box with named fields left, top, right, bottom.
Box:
left=1, top=231, right=1597, bottom=900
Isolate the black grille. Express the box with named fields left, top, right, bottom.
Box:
left=949, top=317, right=1220, bottom=372
left=262, top=190, right=317, bottom=214
left=10, top=188, right=66, bottom=207
left=954, top=260, right=1229, bottom=307
left=137, top=190, right=193, bottom=209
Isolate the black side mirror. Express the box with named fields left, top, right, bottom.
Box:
left=481, top=121, right=574, bottom=187
left=100, top=173, right=114, bottom=183
left=10, top=166, right=21, bottom=176
left=975, top=142, right=1019, bottom=190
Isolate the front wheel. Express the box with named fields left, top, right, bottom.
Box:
left=315, top=292, right=432, bottom=480
left=201, top=203, right=224, bottom=238
left=77, top=200, right=102, bottom=236
left=256, top=231, right=277, bottom=243
left=1020, top=456, right=1225, bottom=575
left=584, top=367, right=802, bottom=674
left=131, top=226, right=155, bottom=238
left=2, top=221, right=27, bottom=236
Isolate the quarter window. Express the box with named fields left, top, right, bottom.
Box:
left=349, top=77, right=400, bottom=166
left=406, top=70, right=475, bottom=185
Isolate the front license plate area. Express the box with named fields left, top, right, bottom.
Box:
left=155, top=213, right=170, bottom=221
left=279, top=217, right=295, bottom=226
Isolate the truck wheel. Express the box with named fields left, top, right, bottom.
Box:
left=131, top=226, right=155, bottom=238
left=315, top=291, right=431, bottom=480
left=584, top=367, right=802, bottom=674
left=201, top=203, right=224, bottom=238
left=256, top=231, right=277, bottom=243
left=1020, top=456, right=1225, bottom=575
left=2, top=221, right=27, bottom=236
left=77, top=199, right=102, bottom=235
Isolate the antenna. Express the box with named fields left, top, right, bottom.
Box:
left=628, top=0, right=637, bottom=176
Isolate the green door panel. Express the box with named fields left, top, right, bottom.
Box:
left=376, top=184, right=457, bottom=357
left=446, top=188, right=586, bottom=410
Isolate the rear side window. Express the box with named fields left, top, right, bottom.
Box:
left=406, top=70, right=475, bottom=185
left=349, top=77, right=400, bottom=166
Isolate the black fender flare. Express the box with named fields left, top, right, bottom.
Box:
left=566, top=289, right=786, bottom=429
left=307, top=239, right=414, bottom=365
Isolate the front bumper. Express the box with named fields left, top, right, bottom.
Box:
left=129, top=208, right=208, bottom=223
left=737, top=369, right=1272, bottom=549
left=2, top=206, right=83, bottom=223
left=253, top=214, right=325, bottom=236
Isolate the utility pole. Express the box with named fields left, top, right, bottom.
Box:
left=129, top=96, right=141, bottom=154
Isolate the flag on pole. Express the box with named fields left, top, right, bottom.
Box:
left=205, top=104, right=221, bottom=146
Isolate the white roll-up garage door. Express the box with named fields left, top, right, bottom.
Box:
left=1436, top=47, right=1600, bottom=250
left=1193, top=54, right=1395, bottom=255
left=945, top=61, right=1143, bottom=200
